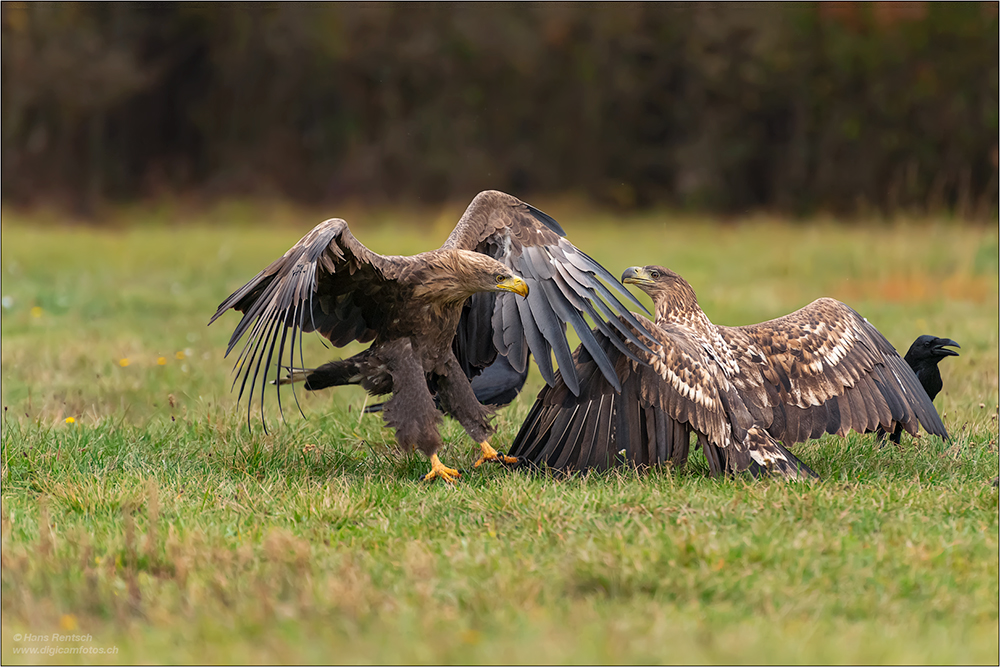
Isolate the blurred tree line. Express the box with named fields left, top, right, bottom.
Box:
left=2, top=1, right=997, bottom=218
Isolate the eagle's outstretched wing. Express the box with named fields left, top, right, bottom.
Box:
left=511, top=265, right=947, bottom=477
left=720, top=298, right=948, bottom=444
left=210, top=192, right=657, bottom=429
left=510, top=317, right=718, bottom=472
left=443, top=190, right=655, bottom=395
left=509, top=316, right=815, bottom=477
left=209, top=218, right=405, bottom=425
left=511, top=301, right=946, bottom=477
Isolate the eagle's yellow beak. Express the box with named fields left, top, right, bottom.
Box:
left=621, top=266, right=653, bottom=286
left=497, top=276, right=529, bottom=298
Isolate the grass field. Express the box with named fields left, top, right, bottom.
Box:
left=2, top=201, right=998, bottom=664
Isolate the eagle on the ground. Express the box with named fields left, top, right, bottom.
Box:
left=509, top=265, right=948, bottom=479
left=210, top=191, right=654, bottom=482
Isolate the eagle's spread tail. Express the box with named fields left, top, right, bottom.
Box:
left=273, top=362, right=362, bottom=391
left=274, top=350, right=393, bottom=395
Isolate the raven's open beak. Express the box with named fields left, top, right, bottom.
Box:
left=622, top=266, right=653, bottom=286
left=498, top=276, right=529, bottom=298
left=933, top=338, right=961, bottom=357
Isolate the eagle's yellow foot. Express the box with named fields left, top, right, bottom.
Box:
left=422, top=454, right=461, bottom=483
left=474, top=441, right=519, bottom=467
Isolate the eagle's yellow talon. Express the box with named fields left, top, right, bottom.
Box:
left=474, top=441, right=519, bottom=467
left=422, top=454, right=461, bottom=483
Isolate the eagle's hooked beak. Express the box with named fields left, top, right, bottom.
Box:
left=497, top=276, right=529, bottom=298
left=621, top=266, right=653, bottom=286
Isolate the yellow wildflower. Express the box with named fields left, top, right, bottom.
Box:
left=119, top=358, right=130, bottom=367
left=65, top=417, right=76, bottom=424
left=175, top=350, right=186, bottom=360
left=30, top=306, right=42, bottom=318
left=157, top=356, right=167, bottom=366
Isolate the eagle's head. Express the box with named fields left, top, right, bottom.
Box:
left=415, top=249, right=529, bottom=303
left=621, top=265, right=700, bottom=318
left=465, top=252, right=529, bottom=298
left=621, top=265, right=691, bottom=297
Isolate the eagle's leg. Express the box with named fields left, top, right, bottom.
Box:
left=475, top=441, right=518, bottom=467
left=436, top=354, right=518, bottom=467
left=378, top=340, right=458, bottom=483
left=423, top=454, right=461, bottom=483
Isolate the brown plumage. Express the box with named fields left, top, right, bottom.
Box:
left=210, top=191, right=653, bottom=482
left=509, top=265, right=947, bottom=479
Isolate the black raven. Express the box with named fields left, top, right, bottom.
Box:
left=903, top=335, right=960, bottom=402
left=887, top=335, right=959, bottom=443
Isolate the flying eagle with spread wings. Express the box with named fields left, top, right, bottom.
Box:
left=210, top=191, right=653, bottom=482
left=509, top=265, right=947, bottom=478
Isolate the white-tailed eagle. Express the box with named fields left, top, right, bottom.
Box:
left=509, top=265, right=947, bottom=479
left=210, top=191, right=654, bottom=482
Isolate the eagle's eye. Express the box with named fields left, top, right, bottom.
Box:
left=649, top=270, right=660, bottom=279
left=496, top=274, right=506, bottom=283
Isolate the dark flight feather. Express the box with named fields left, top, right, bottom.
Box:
left=440, top=192, right=654, bottom=391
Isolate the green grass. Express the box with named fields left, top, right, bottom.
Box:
left=2, top=202, right=998, bottom=664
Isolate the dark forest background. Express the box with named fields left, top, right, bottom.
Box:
left=2, top=1, right=997, bottom=218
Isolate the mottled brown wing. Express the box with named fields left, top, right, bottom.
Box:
left=719, top=298, right=947, bottom=444
left=209, top=218, right=406, bottom=425
left=510, top=315, right=817, bottom=478
left=632, top=320, right=743, bottom=447
left=509, top=316, right=740, bottom=470
left=442, top=190, right=655, bottom=396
